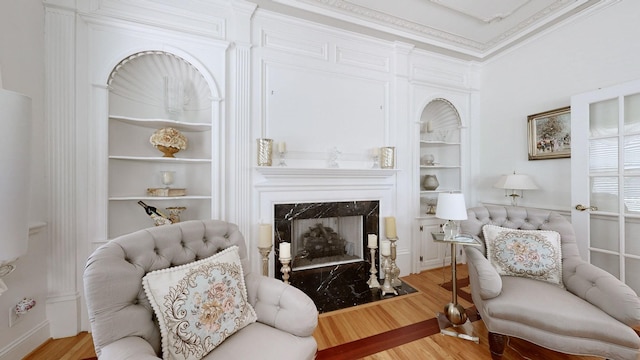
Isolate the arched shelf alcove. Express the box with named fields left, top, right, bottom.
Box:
left=418, top=98, right=463, bottom=216
left=106, top=51, right=217, bottom=239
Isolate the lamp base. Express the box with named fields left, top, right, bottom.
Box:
left=436, top=312, right=479, bottom=343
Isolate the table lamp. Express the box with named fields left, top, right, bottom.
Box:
left=435, top=192, right=467, bottom=240
left=493, top=172, right=538, bottom=206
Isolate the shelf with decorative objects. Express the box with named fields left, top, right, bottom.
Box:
left=107, top=50, right=214, bottom=239
left=415, top=97, right=465, bottom=272
left=417, top=99, right=463, bottom=219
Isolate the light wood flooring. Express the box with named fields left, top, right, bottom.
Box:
left=24, top=265, right=606, bottom=360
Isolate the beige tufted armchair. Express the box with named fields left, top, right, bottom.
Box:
left=84, top=219, right=318, bottom=360
left=461, top=205, right=640, bottom=360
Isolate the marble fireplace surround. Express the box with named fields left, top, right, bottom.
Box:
left=273, top=200, right=380, bottom=278
left=255, top=167, right=408, bottom=312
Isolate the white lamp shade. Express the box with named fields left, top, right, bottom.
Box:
left=435, top=193, right=468, bottom=220
left=494, top=174, right=538, bottom=190
left=0, top=89, right=31, bottom=263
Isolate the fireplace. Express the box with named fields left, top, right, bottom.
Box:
left=270, top=199, right=416, bottom=313
left=273, top=200, right=379, bottom=274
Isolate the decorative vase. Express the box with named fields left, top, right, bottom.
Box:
left=150, top=127, right=188, bottom=158
left=156, top=145, right=180, bottom=158
left=423, top=174, right=439, bottom=190
left=257, top=138, right=273, bottom=166
left=380, top=146, right=395, bottom=169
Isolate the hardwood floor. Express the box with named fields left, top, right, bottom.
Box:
left=24, top=265, right=605, bottom=360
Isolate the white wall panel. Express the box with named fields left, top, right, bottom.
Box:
left=264, top=63, right=387, bottom=161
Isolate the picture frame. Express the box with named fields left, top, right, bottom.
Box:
left=527, top=106, right=571, bottom=160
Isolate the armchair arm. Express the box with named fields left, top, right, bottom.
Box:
left=564, top=258, right=640, bottom=327
left=245, top=273, right=318, bottom=337
left=465, top=246, right=502, bottom=300
left=99, top=336, right=160, bottom=360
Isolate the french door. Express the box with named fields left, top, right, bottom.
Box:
left=571, top=79, right=640, bottom=295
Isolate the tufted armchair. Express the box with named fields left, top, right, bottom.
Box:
left=461, top=205, right=640, bottom=360
left=84, top=219, right=318, bottom=360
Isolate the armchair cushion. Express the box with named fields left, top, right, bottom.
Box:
left=483, top=225, right=563, bottom=286
left=142, top=246, right=257, bottom=360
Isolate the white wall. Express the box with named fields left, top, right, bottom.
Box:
left=476, top=1, right=640, bottom=211
left=0, top=0, right=50, bottom=358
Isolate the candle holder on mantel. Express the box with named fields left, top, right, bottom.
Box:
left=258, top=245, right=272, bottom=277
left=280, top=257, right=292, bottom=285
left=366, top=245, right=380, bottom=289
left=380, top=253, right=398, bottom=296
left=388, top=237, right=402, bottom=287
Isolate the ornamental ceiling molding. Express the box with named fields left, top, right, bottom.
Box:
left=289, top=0, right=596, bottom=55
left=303, top=0, right=485, bottom=50
left=482, top=0, right=574, bottom=50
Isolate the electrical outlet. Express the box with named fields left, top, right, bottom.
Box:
left=9, top=306, right=22, bottom=327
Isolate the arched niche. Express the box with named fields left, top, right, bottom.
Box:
left=108, top=51, right=213, bottom=123
left=420, top=98, right=462, bottom=143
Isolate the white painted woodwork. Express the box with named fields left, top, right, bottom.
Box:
left=44, top=4, right=81, bottom=339
left=0, top=1, right=635, bottom=360
left=571, top=78, right=640, bottom=294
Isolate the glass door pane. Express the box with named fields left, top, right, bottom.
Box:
left=625, top=217, right=640, bottom=256
left=590, top=177, right=618, bottom=213
left=623, top=134, right=640, bottom=173
left=624, top=93, right=640, bottom=131
left=625, top=258, right=640, bottom=294
left=591, top=252, right=620, bottom=278
left=589, top=138, right=618, bottom=173
left=590, top=215, right=619, bottom=252
left=590, top=99, right=618, bottom=137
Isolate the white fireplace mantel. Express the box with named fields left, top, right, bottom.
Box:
left=255, top=166, right=399, bottom=181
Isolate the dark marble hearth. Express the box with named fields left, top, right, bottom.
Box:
left=289, top=261, right=417, bottom=314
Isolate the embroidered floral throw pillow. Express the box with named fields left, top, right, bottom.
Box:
left=482, top=224, right=563, bottom=287
left=142, top=246, right=257, bottom=360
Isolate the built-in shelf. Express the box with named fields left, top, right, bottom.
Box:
left=29, top=221, right=47, bottom=235
left=109, top=195, right=212, bottom=201
left=420, top=140, right=460, bottom=145
left=419, top=165, right=461, bottom=169
left=110, top=115, right=212, bottom=132
left=109, top=155, right=212, bottom=163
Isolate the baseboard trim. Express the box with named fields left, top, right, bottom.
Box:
left=0, top=320, right=50, bottom=360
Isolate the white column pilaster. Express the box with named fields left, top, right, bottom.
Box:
left=227, top=1, right=256, bottom=247
left=44, top=4, right=80, bottom=338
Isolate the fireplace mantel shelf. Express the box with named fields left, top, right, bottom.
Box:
left=255, top=166, right=399, bottom=179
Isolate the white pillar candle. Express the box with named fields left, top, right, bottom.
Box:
left=258, top=224, right=272, bottom=248
left=380, top=240, right=391, bottom=256
left=371, top=147, right=380, bottom=156
left=385, top=217, right=397, bottom=239
left=278, top=141, right=287, bottom=153
left=279, top=242, right=291, bottom=259
left=426, top=119, right=433, bottom=133
left=368, top=234, right=377, bottom=248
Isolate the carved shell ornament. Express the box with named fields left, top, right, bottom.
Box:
left=150, top=127, right=188, bottom=157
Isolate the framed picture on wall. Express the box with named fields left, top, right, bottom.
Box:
left=527, top=106, right=571, bottom=160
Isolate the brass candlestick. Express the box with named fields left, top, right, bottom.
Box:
left=366, top=246, right=380, bottom=288
left=258, top=245, right=272, bottom=277
left=380, top=254, right=398, bottom=296
left=388, top=237, right=401, bottom=287
left=280, top=257, right=291, bottom=284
